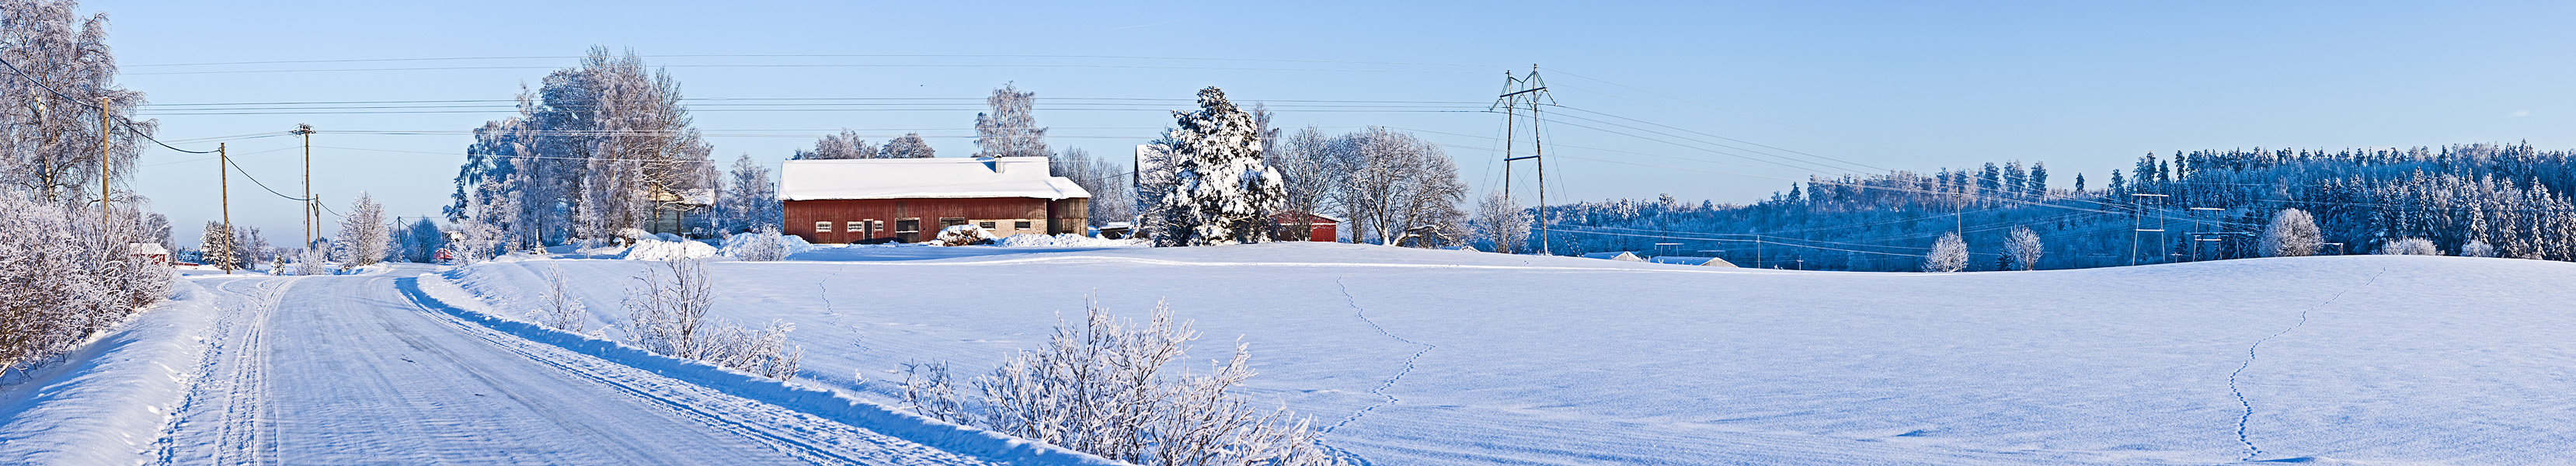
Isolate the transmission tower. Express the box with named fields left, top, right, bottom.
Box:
left=1494, top=64, right=1557, bottom=255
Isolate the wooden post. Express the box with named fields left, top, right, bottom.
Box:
left=99, top=96, right=110, bottom=228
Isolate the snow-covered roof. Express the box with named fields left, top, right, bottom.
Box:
left=779, top=157, right=1092, bottom=201
left=1580, top=252, right=1643, bottom=262
left=1646, top=256, right=1736, bottom=267
left=128, top=243, right=169, bottom=255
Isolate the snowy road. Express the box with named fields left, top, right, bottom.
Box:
left=157, top=265, right=994, bottom=465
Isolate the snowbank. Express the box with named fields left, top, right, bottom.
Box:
left=931, top=224, right=998, bottom=246
left=719, top=231, right=821, bottom=259
left=0, top=280, right=218, bottom=464
left=402, top=273, right=1119, bottom=466
left=621, top=238, right=719, bottom=261
left=997, top=234, right=1146, bottom=248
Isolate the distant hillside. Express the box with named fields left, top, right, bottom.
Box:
left=1525, top=142, right=2576, bottom=271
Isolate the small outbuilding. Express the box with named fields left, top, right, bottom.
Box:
left=778, top=157, right=1091, bottom=244
left=129, top=243, right=170, bottom=266
left=1269, top=211, right=1343, bottom=242
left=1580, top=251, right=1645, bottom=262
left=1646, top=256, right=1738, bottom=267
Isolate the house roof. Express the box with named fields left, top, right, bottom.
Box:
left=779, top=157, right=1092, bottom=201
left=1646, top=256, right=1738, bottom=267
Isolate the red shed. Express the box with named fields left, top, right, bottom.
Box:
left=1270, top=211, right=1342, bottom=242
left=778, top=157, right=1091, bottom=244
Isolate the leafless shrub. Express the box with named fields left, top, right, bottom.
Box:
left=622, top=259, right=802, bottom=379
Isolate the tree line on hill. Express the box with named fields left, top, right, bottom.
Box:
left=1517, top=143, right=2576, bottom=271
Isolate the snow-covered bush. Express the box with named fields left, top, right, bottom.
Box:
left=537, top=265, right=587, bottom=332
left=2263, top=208, right=2324, bottom=257
left=2463, top=238, right=2498, bottom=258
left=903, top=300, right=1349, bottom=466
left=995, top=233, right=1145, bottom=248
left=621, top=259, right=802, bottom=379
left=621, top=238, right=718, bottom=261
left=0, top=193, right=170, bottom=375
left=931, top=224, right=998, bottom=246
left=2007, top=226, right=2044, bottom=270
left=719, top=228, right=789, bottom=261
left=1923, top=231, right=1969, bottom=273
left=2379, top=237, right=2441, bottom=256
left=280, top=246, right=332, bottom=276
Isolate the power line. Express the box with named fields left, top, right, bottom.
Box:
left=130, top=54, right=1504, bottom=69
left=0, top=56, right=221, bottom=154
left=127, top=63, right=1495, bottom=76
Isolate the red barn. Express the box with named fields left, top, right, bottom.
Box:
left=778, top=157, right=1091, bottom=244
left=1270, top=211, right=1342, bottom=242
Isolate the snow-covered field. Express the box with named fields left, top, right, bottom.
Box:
left=437, top=242, right=2576, bottom=465
left=8, top=242, right=2570, bottom=464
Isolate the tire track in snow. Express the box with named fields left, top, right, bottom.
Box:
left=1325, top=276, right=1434, bottom=435
left=2224, top=268, right=2385, bottom=462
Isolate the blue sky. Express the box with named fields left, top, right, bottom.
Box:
left=92, top=1, right=2576, bottom=245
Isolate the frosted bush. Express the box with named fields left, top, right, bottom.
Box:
left=2379, top=237, right=2441, bottom=256
left=0, top=193, right=170, bottom=375
left=621, top=259, right=802, bottom=379
left=719, top=228, right=791, bottom=261
left=2462, top=239, right=2498, bottom=258
left=903, top=299, right=1351, bottom=466
left=1923, top=232, right=1969, bottom=273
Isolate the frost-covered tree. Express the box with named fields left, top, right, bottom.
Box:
left=446, top=47, right=715, bottom=245
left=232, top=224, right=270, bottom=269
left=792, top=130, right=876, bottom=160
left=973, top=84, right=1048, bottom=159
left=389, top=217, right=444, bottom=263
left=335, top=192, right=390, bottom=269
left=0, top=0, right=151, bottom=205
left=879, top=133, right=936, bottom=158
left=1269, top=127, right=1339, bottom=241
left=719, top=153, right=779, bottom=233
left=198, top=221, right=238, bottom=272
left=1476, top=191, right=1530, bottom=253
left=1050, top=148, right=1130, bottom=227
left=2379, top=237, right=2440, bottom=256
left=2262, top=208, right=2322, bottom=257
left=1924, top=231, right=1969, bottom=273
left=2006, top=226, right=2043, bottom=270
left=1, top=192, right=169, bottom=374
left=1332, top=127, right=1467, bottom=247
left=1147, top=87, right=1286, bottom=246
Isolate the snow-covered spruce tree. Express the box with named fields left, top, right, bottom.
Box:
left=1924, top=231, right=1969, bottom=273
left=2006, top=226, right=2044, bottom=270
left=973, top=84, right=1049, bottom=158
left=232, top=224, right=269, bottom=270
left=1149, top=87, right=1286, bottom=246
left=1476, top=191, right=1531, bottom=253
left=2262, top=208, right=2323, bottom=257
left=720, top=153, right=779, bottom=233
left=335, top=192, right=390, bottom=270
left=792, top=130, right=876, bottom=160
left=903, top=300, right=1349, bottom=466
left=879, top=133, right=936, bottom=158
left=2379, top=237, right=2440, bottom=256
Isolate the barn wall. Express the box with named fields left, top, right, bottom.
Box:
left=784, top=197, right=1087, bottom=244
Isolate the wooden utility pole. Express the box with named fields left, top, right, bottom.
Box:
left=293, top=123, right=314, bottom=248
left=219, top=143, right=232, bottom=274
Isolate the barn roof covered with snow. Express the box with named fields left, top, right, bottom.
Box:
left=778, top=157, right=1091, bottom=201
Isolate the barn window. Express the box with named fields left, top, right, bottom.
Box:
left=940, top=218, right=966, bottom=229
left=871, top=220, right=885, bottom=236
left=814, top=221, right=832, bottom=232
left=847, top=221, right=865, bottom=234
left=1015, top=221, right=1032, bottom=229
left=979, top=221, right=997, bottom=229
left=896, top=219, right=921, bottom=242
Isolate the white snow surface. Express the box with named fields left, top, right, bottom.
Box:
left=722, top=231, right=823, bottom=257
left=621, top=238, right=720, bottom=261
left=0, top=280, right=218, bottom=464
left=995, top=234, right=1147, bottom=248
left=443, top=242, right=2576, bottom=465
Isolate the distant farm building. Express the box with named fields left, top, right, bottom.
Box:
left=129, top=243, right=170, bottom=266
left=1581, top=252, right=1644, bottom=262
left=778, top=157, right=1091, bottom=244
left=1646, top=256, right=1738, bottom=267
